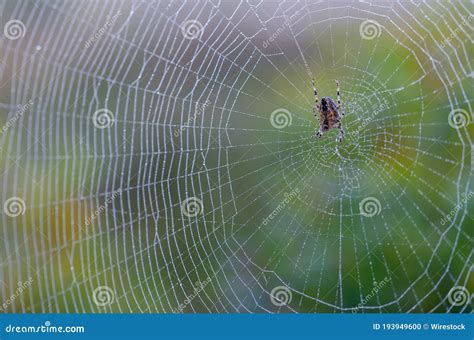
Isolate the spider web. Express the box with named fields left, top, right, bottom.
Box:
left=1, top=0, right=473, bottom=313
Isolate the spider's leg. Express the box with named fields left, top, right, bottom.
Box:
left=336, top=122, right=344, bottom=143
left=313, top=107, right=319, bottom=119
left=312, top=79, right=320, bottom=116
left=335, top=80, right=343, bottom=114
left=313, top=120, right=324, bottom=138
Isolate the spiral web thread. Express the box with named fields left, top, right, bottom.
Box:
left=0, top=0, right=472, bottom=313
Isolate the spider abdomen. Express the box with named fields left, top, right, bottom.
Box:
left=312, top=79, right=344, bottom=142
left=319, top=97, right=341, bottom=130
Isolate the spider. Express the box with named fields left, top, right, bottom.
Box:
left=311, top=79, right=345, bottom=142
